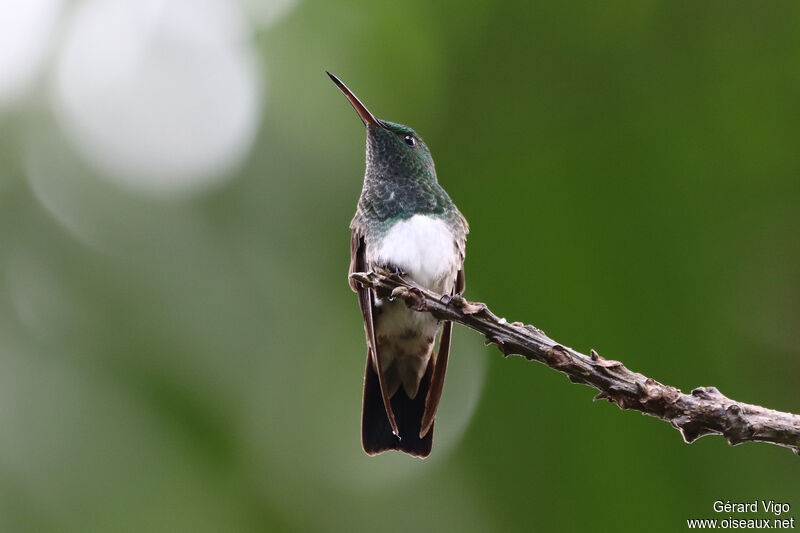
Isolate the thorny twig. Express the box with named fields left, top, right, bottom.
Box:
left=350, top=270, right=800, bottom=457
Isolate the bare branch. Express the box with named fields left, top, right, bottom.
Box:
left=350, top=270, right=800, bottom=456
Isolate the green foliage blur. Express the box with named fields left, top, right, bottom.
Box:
left=1, top=1, right=798, bottom=532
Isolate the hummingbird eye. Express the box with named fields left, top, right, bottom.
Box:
left=402, top=134, right=416, bottom=147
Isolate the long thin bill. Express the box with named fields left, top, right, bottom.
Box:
left=326, top=71, right=383, bottom=127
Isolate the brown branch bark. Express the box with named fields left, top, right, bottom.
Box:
left=350, top=270, right=800, bottom=456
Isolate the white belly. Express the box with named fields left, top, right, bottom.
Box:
left=367, top=214, right=460, bottom=292
left=366, top=214, right=460, bottom=398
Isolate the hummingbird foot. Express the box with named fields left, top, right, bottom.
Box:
left=374, top=264, right=407, bottom=278
left=439, top=293, right=465, bottom=307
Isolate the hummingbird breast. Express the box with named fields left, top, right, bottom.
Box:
left=367, top=214, right=460, bottom=293
left=366, top=214, right=461, bottom=399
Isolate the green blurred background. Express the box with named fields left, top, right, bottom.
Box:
left=0, top=1, right=798, bottom=531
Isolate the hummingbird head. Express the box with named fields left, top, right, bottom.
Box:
left=327, top=71, right=437, bottom=184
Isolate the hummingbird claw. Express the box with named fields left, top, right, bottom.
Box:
left=376, top=264, right=407, bottom=278
left=373, top=265, right=406, bottom=278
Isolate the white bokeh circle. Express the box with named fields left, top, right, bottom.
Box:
left=52, top=0, right=262, bottom=194
left=0, top=0, right=63, bottom=108
left=238, top=0, right=298, bottom=28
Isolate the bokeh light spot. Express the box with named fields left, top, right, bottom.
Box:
left=53, top=0, right=262, bottom=195
left=0, top=0, right=63, bottom=108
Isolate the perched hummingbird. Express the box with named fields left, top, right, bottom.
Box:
left=328, top=72, right=468, bottom=457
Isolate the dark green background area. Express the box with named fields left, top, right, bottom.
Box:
left=1, top=1, right=798, bottom=531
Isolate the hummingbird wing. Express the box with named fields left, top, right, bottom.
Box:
left=420, top=212, right=468, bottom=438
left=349, top=228, right=400, bottom=437
left=419, top=266, right=464, bottom=438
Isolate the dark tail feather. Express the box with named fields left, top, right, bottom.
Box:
left=362, top=359, right=434, bottom=458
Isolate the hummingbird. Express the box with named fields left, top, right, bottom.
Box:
left=328, top=71, right=468, bottom=457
